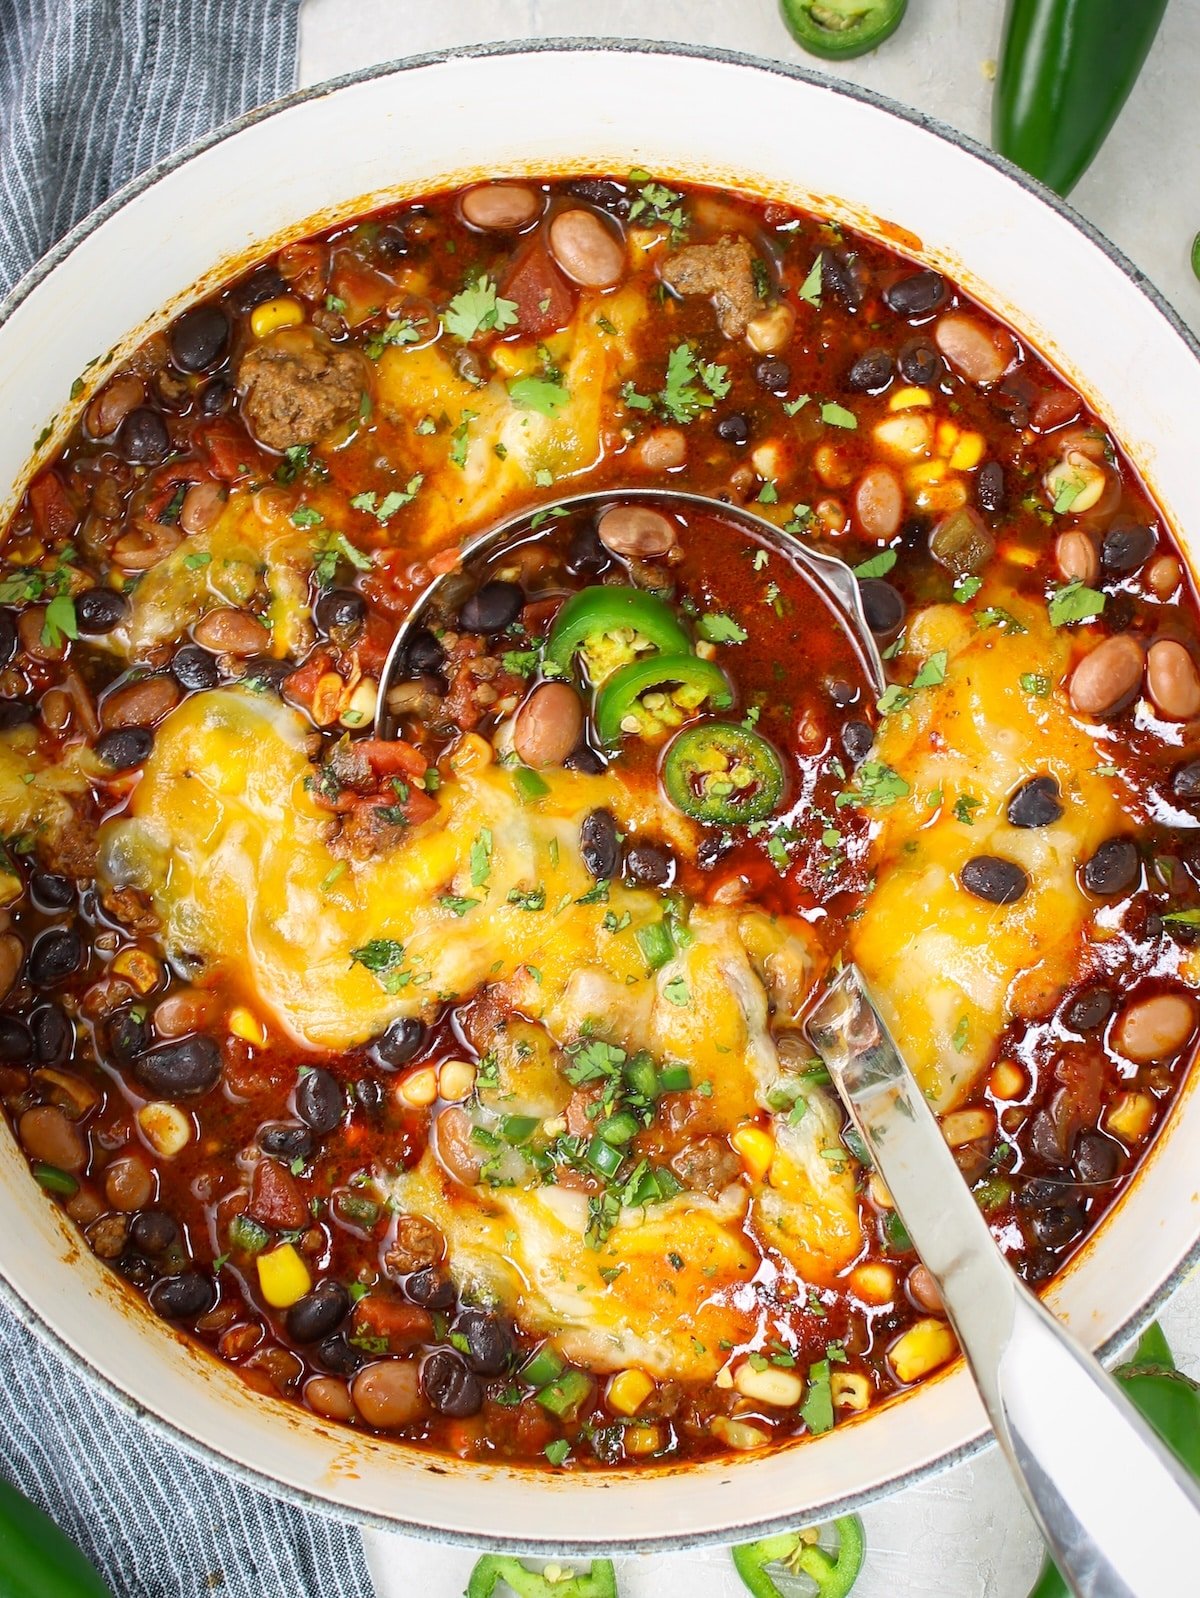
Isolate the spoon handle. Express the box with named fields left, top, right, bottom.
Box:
left=807, top=964, right=1200, bottom=1598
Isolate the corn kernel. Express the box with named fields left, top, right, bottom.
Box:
left=714, top=1364, right=735, bottom=1390
left=111, top=947, right=162, bottom=995
left=935, top=419, right=960, bottom=454
left=257, top=1243, right=312, bottom=1308
left=1105, top=1090, right=1154, bottom=1143
left=910, top=477, right=967, bottom=516
left=874, top=412, right=934, bottom=461
left=542, top=1116, right=567, bottom=1137
left=832, top=1371, right=872, bottom=1412
left=450, top=733, right=494, bottom=774
left=850, top=1263, right=896, bottom=1305
left=226, top=1006, right=266, bottom=1047
left=746, top=302, right=795, bottom=355
left=710, top=1415, right=770, bottom=1452
left=695, top=640, right=717, bottom=661
left=0, top=870, right=22, bottom=907
left=888, top=386, right=932, bottom=411
left=250, top=297, right=304, bottom=339
left=734, top=1361, right=804, bottom=1408
left=750, top=441, right=785, bottom=481
left=311, top=672, right=346, bottom=727
left=950, top=431, right=985, bottom=471
left=890, top=1318, right=957, bottom=1384
left=339, top=678, right=378, bottom=729
left=941, top=1108, right=995, bottom=1147
left=607, top=1368, right=655, bottom=1417
left=622, top=1423, right=664, bottom=1457
left=1044, top=451, right=1107, bottom=515
left=731, top=1125, right=775, bottom=1184
left=813, top=443, right=853, bottom=488
left=906, top=459, right=948, bottom=488
left=438, top=1060, right=477, bottom=1102
left=489, top=342, right=534, bottom=379
left=989, top=1062, right=1027, bottom=1101
left=137, top=1101, right=192, bottom=1157
left=868, top=1172, right=894, bottom=1210
left=398, top=1066, right=438, bottom=1108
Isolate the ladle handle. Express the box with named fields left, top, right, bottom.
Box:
left=806, top=965, right=1200, bottom=1598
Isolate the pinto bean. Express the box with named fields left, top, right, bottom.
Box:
left=1113, top=993, right=1196, bottom=1064
left=153, top=990, right=218, bottom=1039
left=86, top=376, right=145, bottom=439
left=100, top=674, right=180, bottom=730
left=853, top=465, right=904, bottom=539
left=18, top=607, right=66, bottom=662
left=1146, top=640, right=1200, bottom=721
left=111, top=523, right=182, bottom=571
left=180, top=481, right=225, bottom=536
left=435, top=1105, right=483, bottom=1185
left=104, top=1154, right=154, bottom=1211
left=548, top=209, right=625, bottom=289
left=460, top=184, right=541, bottom=231
left=513, top=681, right=584, bottom=768
left=597, top=504, right=677, bottom=559
left=1068, top=635, right=1143, bottom=717
left=635, top=428, right=687, bottom=471
left=19, top=1104, right=87, bottom=1171
left=305, top=1375, right=354, bottom=1421
left=193, top=608, right=271, bottom=656
left=1055, top=531, right=1099, bottom=587
left=934, top=312, right=1015, bottom=386
left=351, top=1359, right=424, bottom=1429
left=907, top=1264, right=945, bottom=1315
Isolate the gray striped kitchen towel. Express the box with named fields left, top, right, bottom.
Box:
left=0, top=5, right=373, bottom=1593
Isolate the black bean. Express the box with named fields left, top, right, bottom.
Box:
left=843, top=720, right=874, bottom=765
left=1006, top=775, right=1063, bottom=829
left=567, top=177, right=626, bottom=211
left=1101, top=520, right=1155, bottom=575
left=1064, top=986, right=1115, bottom=1033
left=404, top=628, right=446, bottom=677
left=897, top=338, right=941, bottom=386
left=696, top=833, right=732, bottom=871
left=884, top=270, right=946, bottom=318
left=116, top=1253, right=156, bottom=1290
left=459, top=581, right=523, bottom=634
left=820, top=251, right=864, bottom=312
left=624, top=841, right=674, bottom=887
left=421, top=1348, right=482, bottom=1417
left=829, top=679, right=857, bottom=708
left=566, top=525, right=610, bottom=577
left=716, top=413, right=750, bottom=444
left=1074, top=1131, right=1119, bottom=1186
left=0, top=702, right=34, bottom=730
left=0, top=611, right=14, bottom=666
left=846, top=348, right=894, bottom=394
left=314, top=587, right=366, bottom=642
left=198, top=377, right=233, bottom=417
left=1172, top=760, right=1200, bottom=800
left=109, top=1008, right=149, bottom=1065
left=75, top=588, right=128, bottom=634
left=580, top=808, right=620, bottom=880
left=28, top=928, right=82, bottom=989
left=134, top=1035, right=221, bottom=1097
left=241, top=656, right=291, bottom=694
left=960, top=855, right=1029, bottom=905
left=405, top=1267, right=456, bottom=1310
left=976, top=461, right=1006, bottom=514
left=1028, top=1202, right=1085, bottom=1250
left=233, top=268, right=288, bottom=312
left=96, top=727, right=154, bottom=771
left=858, top=578, right=905, bottom=636
left=1082, top=837, right=1139, bottom=897
left=374, top=1018, right=425, bottom=1069
left=317, top=1332, right=364, bottom=1376
left=31, top=1005, right=71, bottom=1065
left=355, top=1077, right=383, bottom=1116
left=455, top=1308, right=513, bottom=1375
left=169, top=305, right=229, bottom=373
left=258, top=1121, right=314, bottom=1160
left=171, top=643, right=220, bottom=692
left=287, top=1280, right=350, bottom=1343
left=149, top=1270, right=216, bottom=1321
left=565, top=746, right=605, bottom=776
left=130, top=1210, right=178, bottom=1255
left=753, top=357, right=790, bottom=393
left=1028, top=1109, right=1069, bottom=1167
left=28, top=873, right=69, bottom=912
left=117, top=407, right=170, bottom=466
left=296, top=1067, right=343, bottom=1134
left=0, top=1017, right=32, bottom=1063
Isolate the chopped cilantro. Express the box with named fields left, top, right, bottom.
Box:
left=349, top=939, right=410, bottom=994
left=836, top=761, right=910, bottom=809
left=363, top=317, right=420, bottom=361
left=853, top=549, right=897, bottom=579
left=40, top=593, right=77, bottom=651
left=1020, top=672, right=1051, bottom=698
left=350, top=476, right=423, bottom=524
left=798, top=255, right=823, bottom=307
left=470, top=828, right=493, bottom=889
left=443, top=276, right=518, bottom=342
left=697, top=613, right=747, bottom=645
left=954, top=575, right=983, bottom=603
left=290, top=505, right=323, bottom=529
left=820, top=401, right=857, bottom=430
left=313, top=530, right=371, bottom=587
left=1047, top=580, right=1106, bottom=628
left=954, top=794, right=981, bottom=825
left=508, top=374, right=569, bottom=416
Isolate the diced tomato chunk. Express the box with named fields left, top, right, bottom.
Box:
left=28, top=471, right=78, bottom=541
left=359, top=738, right=428, bottom=779
left=196, top=420, right=263, bottom=482
left=351, top=1295, right=433, bottom=1352
left=498, top=240, right=575, bottom=339
left=247, top=1158, right=309, bottom=1230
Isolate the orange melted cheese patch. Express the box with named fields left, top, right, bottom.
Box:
left=852, top=592, right=1129, bottom=1110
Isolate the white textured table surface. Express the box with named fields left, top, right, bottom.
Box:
left=296, top=5, right=1200, bottom=1594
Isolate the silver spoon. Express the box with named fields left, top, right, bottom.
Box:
left=374, top=487, right=885, bottom=739
left=807, top=964, right=1200, bottom=1598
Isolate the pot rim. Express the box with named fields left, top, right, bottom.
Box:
left=2, top=35, right=1198, bottom=1556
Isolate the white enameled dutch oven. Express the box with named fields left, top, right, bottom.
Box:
left=1, top=39, right=1199, bottom=1557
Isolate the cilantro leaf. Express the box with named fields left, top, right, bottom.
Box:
left=443, top=277, right=518, bottom=342
left=697, top=613, right=748, bottom=645
left=508, top=375, right=569, bottom=416
left=1047, top=580, right=1106, bottom=628
left=820, top=401, right=857, bottom=430
left=911, top=650, right=948, bottom=690
left=798, top=255, right=823, bottom=307
left=853, top=549, right=897, bottom=579
left=41, top=592, right=77, bottom=651
left=349, top=939, right=410, bottom=994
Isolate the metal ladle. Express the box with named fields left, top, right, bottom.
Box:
left=807, top=966, right=1200, bottom=1598
left=374, top=487, right=885, bottom=739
